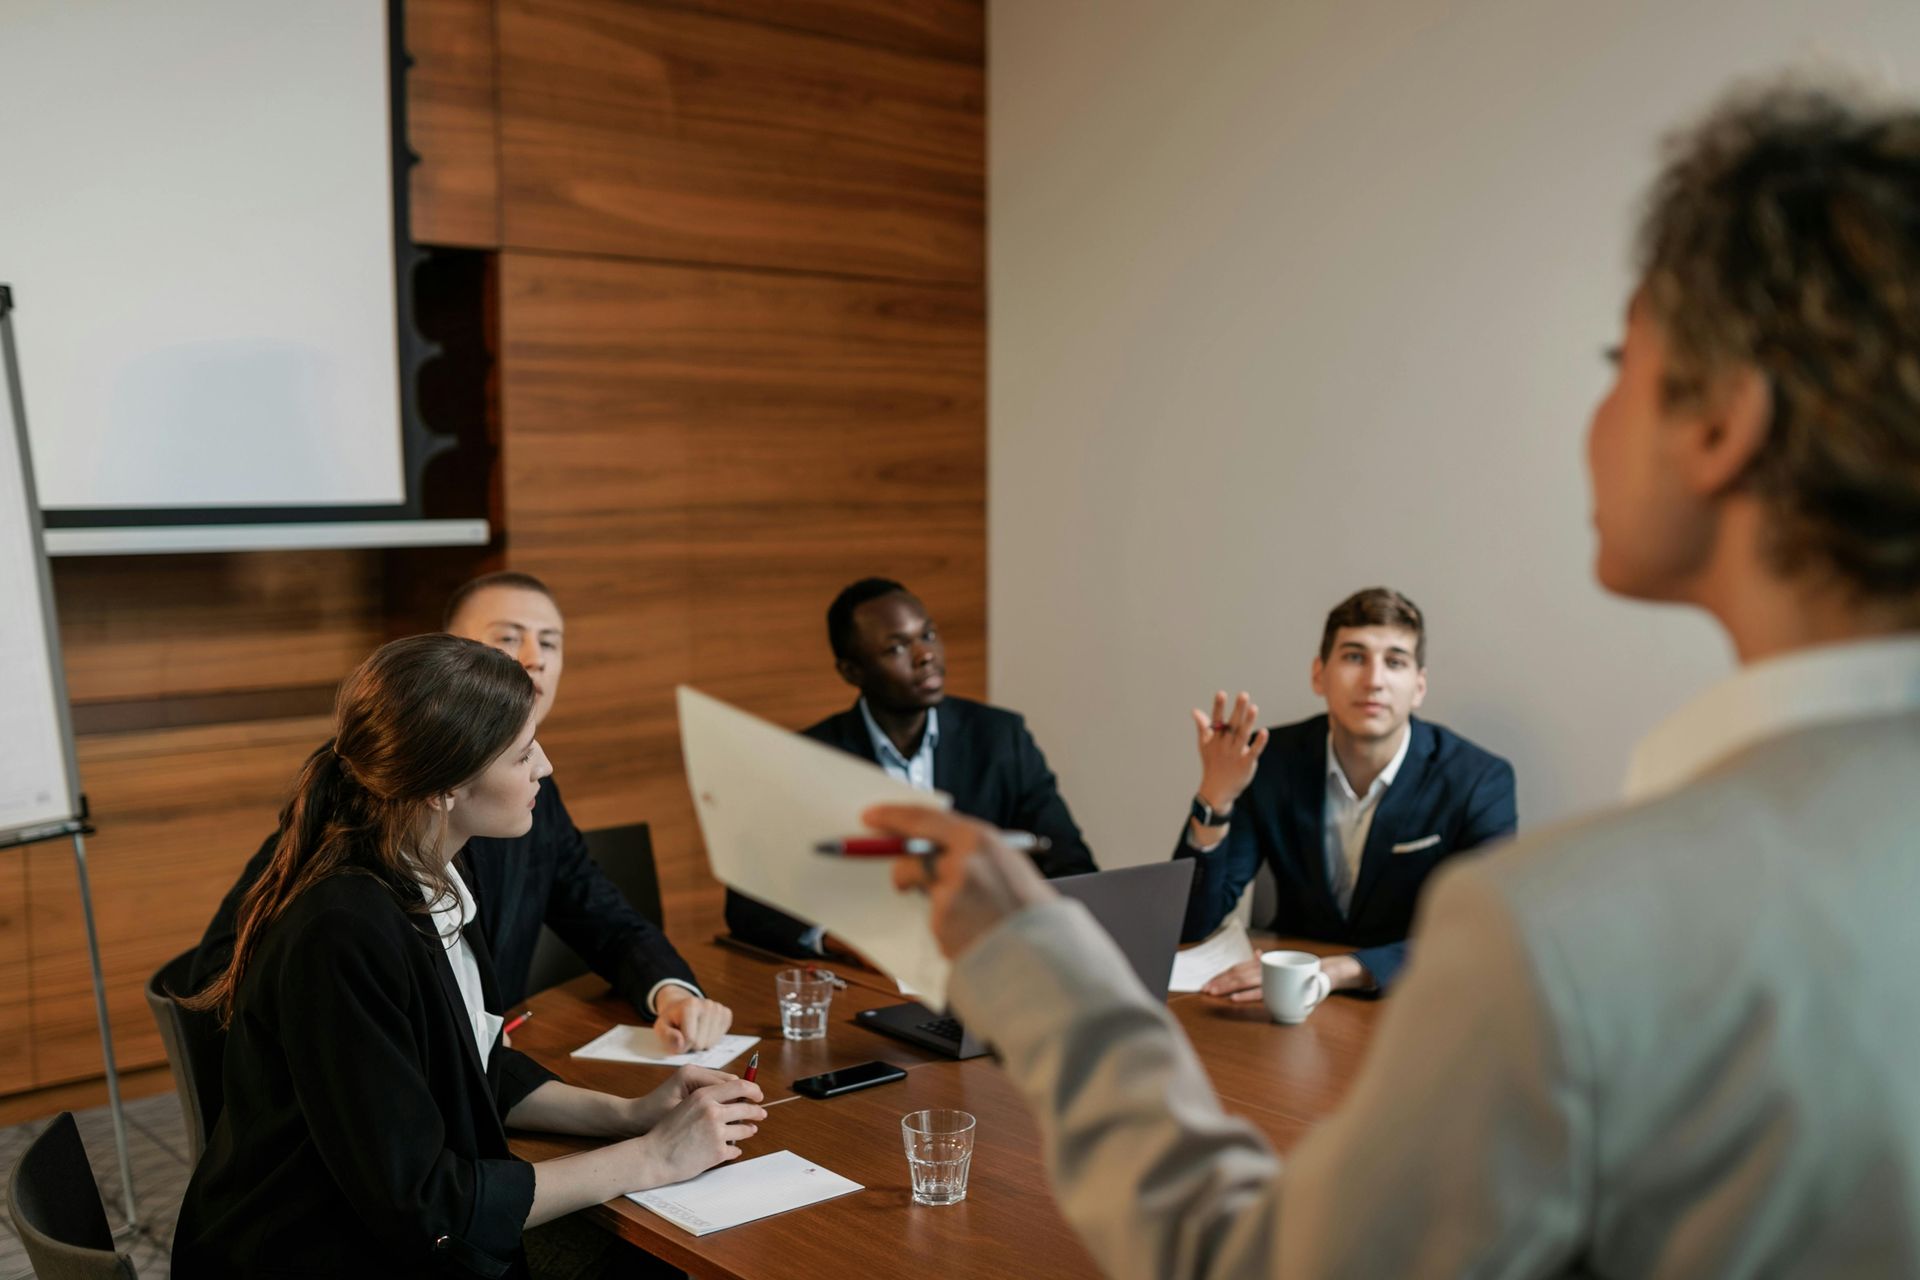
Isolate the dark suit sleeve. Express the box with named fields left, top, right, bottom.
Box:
left=276, top=907, right=533, bottom=1273
left=1456, top=757, right=1519, bottom=850
left=1007, top=719, right=1097, bottom=877
left=539, top=789, right=698, bottom=1015
left=1349, top=940, right=1409, bottom=991
left=187, top=830, right=280, bottom=993
left=1172, top=818, right=1264, bottom=943
left=492, top=1047, right=558, bottom=1117
left=724, top=888, right=820, bottom=958
left=1350, top=757, right=1517, bottom=992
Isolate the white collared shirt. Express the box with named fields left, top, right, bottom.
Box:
left=422, top=865, right=501, bottom=1070
left=1325, top=725, right=1412, bottom=915
left=1624, top=634, right=1920, bottom=802
left=800, top=700, right=943, bottom=955
left=859, top=697, right=940, bottom=791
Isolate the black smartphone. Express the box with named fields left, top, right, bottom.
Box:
left=790, top=1061, right=908, bottom=1099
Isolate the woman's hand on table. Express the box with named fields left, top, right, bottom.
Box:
left=624, top=1065, right=758, bottom=1134
left=633, top=1077, right=768, bottom=1185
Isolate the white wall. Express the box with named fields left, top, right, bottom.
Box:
left=991, top=0, right=1920, bottom=865
left=0, top=0, right=401, bottom=511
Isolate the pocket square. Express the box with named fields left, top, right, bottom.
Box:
left=1391, top=835, right=1442, bottom=854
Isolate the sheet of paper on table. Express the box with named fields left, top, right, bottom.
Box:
left=678, top=685, right=955, bottom=1008
left=1168, top=918, right=1256, bottom=992
left=628, top=1149, right=864, bottom=1236
left=570, top=1026, right=759, bottom=1071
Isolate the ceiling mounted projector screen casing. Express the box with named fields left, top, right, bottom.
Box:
left=0, top=0, right=422, bottom=526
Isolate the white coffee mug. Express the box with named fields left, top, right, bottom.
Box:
left=1260, top=950, right=1330, bottom=1024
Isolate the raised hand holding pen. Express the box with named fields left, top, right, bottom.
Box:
left=1191, top=690, right=1269, bottom=838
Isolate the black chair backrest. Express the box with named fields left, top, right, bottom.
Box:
left=145, top=948, right=226, bottom=1161
left=524, top=822, right=662, bottom=995
left=587, top=821, right=663, bottom=929
left=6, top=1112, right=138, bottom=1278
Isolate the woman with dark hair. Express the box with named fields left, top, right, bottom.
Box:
left=173, top=634, right=764, bottom=1278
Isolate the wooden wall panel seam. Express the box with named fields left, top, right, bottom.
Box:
left=496, top=243, right=989, bottom=293
left=636, top=0, right=984, bottom=66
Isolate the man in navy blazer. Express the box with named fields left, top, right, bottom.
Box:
left=726, top=578, right=1097, bottom=956
left=1176, top=588, right=1515, bottom=994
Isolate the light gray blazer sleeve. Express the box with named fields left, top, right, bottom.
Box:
left=947, top=866, right=1593, bottom=1279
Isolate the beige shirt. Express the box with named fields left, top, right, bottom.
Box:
left=953, top=633, right=1920, bottom=1278
left=1624, top=634, right=1920, bottom=801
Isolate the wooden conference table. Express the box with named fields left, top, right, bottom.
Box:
left=512, top=935, right=1380, bottom=1279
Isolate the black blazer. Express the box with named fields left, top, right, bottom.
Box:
left=726, top=696, right=1097, bottom=955
left=172, top=869, right=556, bottom=1278
left=1175, top=715, right=1516, bottom=990
left=191, top=776, right=698, bottom=1014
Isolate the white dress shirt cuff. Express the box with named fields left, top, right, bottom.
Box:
left=646, top=978, right=703, bottom=1017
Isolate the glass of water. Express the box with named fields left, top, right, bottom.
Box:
left=775, top=967, right=835, bottom=1040
left=901, top=1109, right=976, bottom=1206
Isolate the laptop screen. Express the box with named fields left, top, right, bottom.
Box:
left=1049, top=859, right=1197, bottom=1003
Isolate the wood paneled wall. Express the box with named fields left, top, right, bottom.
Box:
left=492, top=0, right=986, bottom=916
left=10, top=0, right=983, bottom=1098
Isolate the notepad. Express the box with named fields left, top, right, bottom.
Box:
left=570, top=1026, right=759, bottom=1070
left=1168, top=919, right=1256, bottom=992
left=628, top=1150, right=863, bottom=1236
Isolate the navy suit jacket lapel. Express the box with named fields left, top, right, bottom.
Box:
left=1284, top=725, right=1339, bottom=916
left=830, top=703, right=880, bottom=763
left=931, top=701, right=965, bottom=805
left=1345, top=719, right=1433, bottom=922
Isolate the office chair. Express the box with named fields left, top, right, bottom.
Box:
left=6, top=1111, right=139, bottom=1279
left=523, top=822, right=665, bottom=995
left=144, top=948, right=225, bottom=1161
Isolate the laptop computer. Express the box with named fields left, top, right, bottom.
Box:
left=855, top=858, right=1198, bottom=1060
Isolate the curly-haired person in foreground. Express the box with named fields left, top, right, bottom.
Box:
left=868, top=79, right=1920, bottom=1279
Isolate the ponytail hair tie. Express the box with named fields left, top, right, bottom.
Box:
left=323, top=738, right=361, bottom=787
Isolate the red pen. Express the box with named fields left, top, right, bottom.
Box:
left=502, top=1010, right=532, bottom=1037
left=743, top=1051, right=760, bottom=1083
left=815, top=833, right=1051, bottom=857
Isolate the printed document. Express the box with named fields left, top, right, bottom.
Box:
left=678, top=686, right=954, bottom=1007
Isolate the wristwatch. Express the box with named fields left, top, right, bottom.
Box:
left=1190, top=794, right=1232, bottom=828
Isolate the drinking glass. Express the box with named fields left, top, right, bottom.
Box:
left=775, top=967, right=835, bottom=1040
left=901, top=1109, right=976, bottom=1206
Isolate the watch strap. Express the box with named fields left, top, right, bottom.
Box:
left=1190, top=794, right=1232, bottom=828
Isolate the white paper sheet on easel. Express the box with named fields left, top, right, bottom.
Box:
left=678, top=685, right=954, bottom=1007
left=1168, top=918, right=1255, bottom=992
left=628, top=1149, right=863, bottom=1236
left=570, top=1026, right=758, bottom=1070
